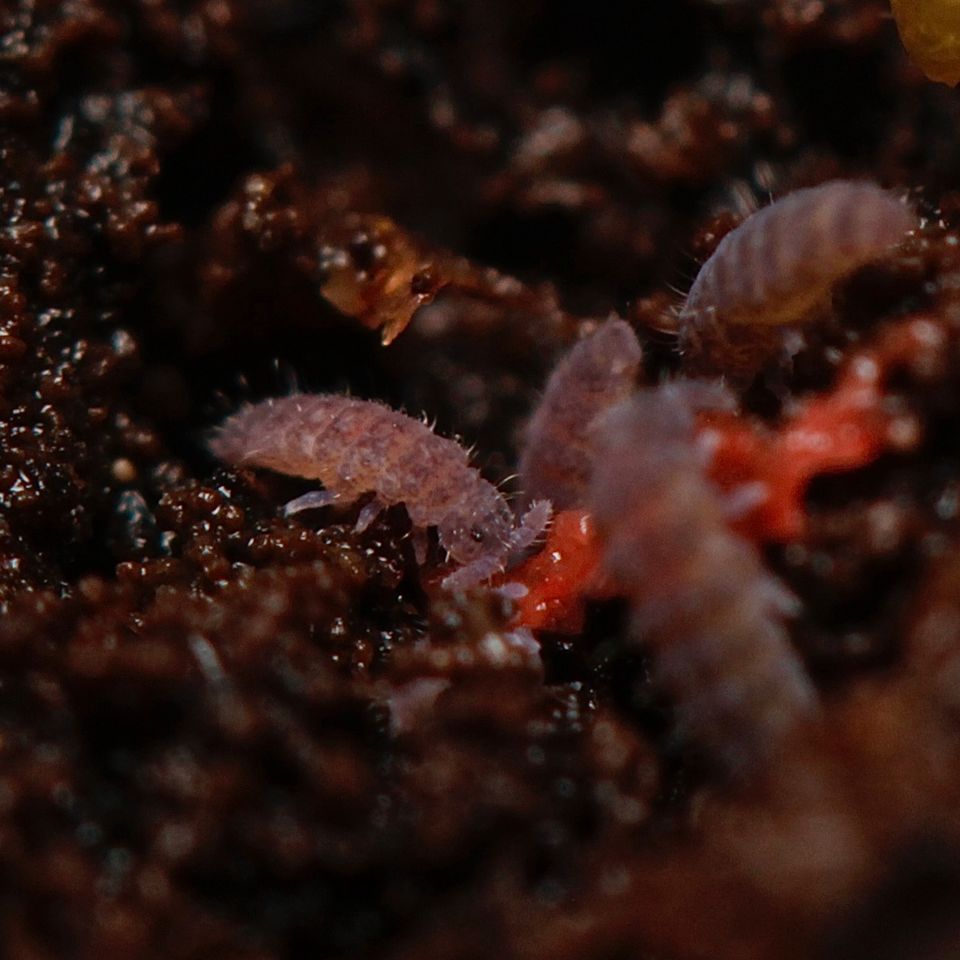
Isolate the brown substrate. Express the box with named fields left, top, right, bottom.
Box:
left=4, top=1, right=960, bottom=958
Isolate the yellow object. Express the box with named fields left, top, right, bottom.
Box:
left=891, top=0, right=960, bottom=86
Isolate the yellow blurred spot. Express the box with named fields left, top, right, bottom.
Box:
left=891, top=0, right=960, bottom=86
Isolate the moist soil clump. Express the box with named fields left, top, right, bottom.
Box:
left=4, top=2, right=960, bottom=958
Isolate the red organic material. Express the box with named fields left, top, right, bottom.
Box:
left=510, top=317, right=939, bottom=635
left=506, top=509, right=609, bottom=633
left=12, top=1, right=960, bottom=956
left=704, top=395, right=885, bottom=543
left=707, top=316, right=938, bottom=541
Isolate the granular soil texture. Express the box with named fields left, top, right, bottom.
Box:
left=5, top=2, right=960, bottom=958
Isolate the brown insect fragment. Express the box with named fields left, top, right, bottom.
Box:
left=678, top=180, right=918, bottom=380
left=519, top=318, right=643, bottom=510
left=316, top=210, right=567, bottom=345
left=210, top=394, right=550, bottom=590
left=588, top=383, right=817, bottom=775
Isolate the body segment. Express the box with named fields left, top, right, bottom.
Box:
left=588, top=384, right=817, bottom=774
left=679, top=180, right=916, bottom=380
left=520, top=318, right=643, bottom=510
left=211, top=394, right=549, bottom=589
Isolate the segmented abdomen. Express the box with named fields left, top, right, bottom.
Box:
left=210, top=394, right=483, bottom=530
left=679, top=180, right=916, bottom=379
left=588, top=385, right=817, bottom=774
left=520, top=319, right=643, bottom=510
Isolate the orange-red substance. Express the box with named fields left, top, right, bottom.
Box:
left=509, top=317, right=939, bottom=633
left=704, top=378, right=890, bottom=542
left=709, top=317, right=936, bottom=540
left=507, top=510, right=609, bottom=633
